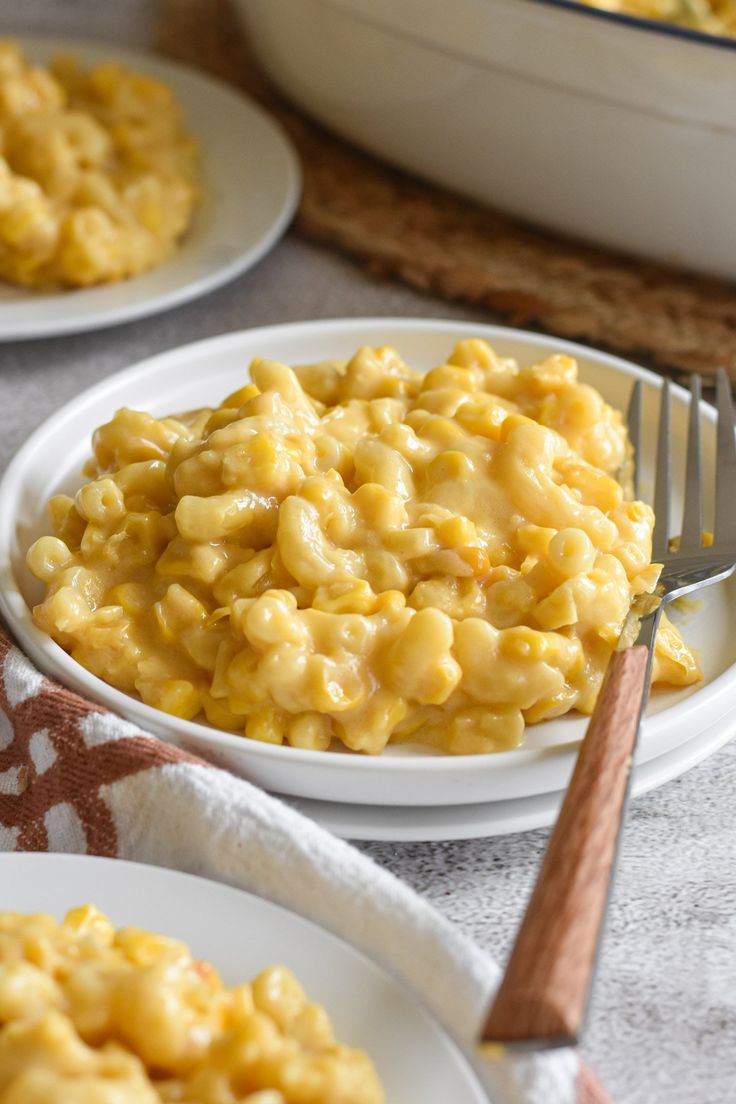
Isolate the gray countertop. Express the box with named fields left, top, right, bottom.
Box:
left=2, top=3, right=735, bottom=1101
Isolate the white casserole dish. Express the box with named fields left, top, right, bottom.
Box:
left=234, top=0, right=736, bottom=280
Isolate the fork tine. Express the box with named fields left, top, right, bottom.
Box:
left=626, top=381, right=643, bottom=501
left=714, top=368, right=736, bottom=547
left=679, top=374, right=703, bottom=553
left=651, top=379, right=671, bottom=561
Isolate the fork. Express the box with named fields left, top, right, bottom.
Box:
left=479, top=369, right=736, bottom=1053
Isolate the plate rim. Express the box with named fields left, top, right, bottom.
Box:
left=289, top=705, right=736, bottom=840
left=0, top=850, right=488, bottom=1102
left=1, top=316, right=733, bottom=784
left=0, top=35, right=301, bottom=339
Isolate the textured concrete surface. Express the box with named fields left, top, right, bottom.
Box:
left=2, top=4, right=736, bottom=1101
left=362, top=742, right=736, bottom=1104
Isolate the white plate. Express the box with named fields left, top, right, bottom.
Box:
left=0, top=852, right=485, bottom=1103
left=2, top=318, right=735, bottom=810
left=286, top=708, right=736, bottom=840
left=0, top=38, right=301, bottom=339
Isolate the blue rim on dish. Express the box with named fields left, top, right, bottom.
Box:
left=528, top=0, right=736, bottom=52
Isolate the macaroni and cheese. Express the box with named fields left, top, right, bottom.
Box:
left=0, top=906, right=383, bottom=1104
left=0, top=40, right=198, bottom=289
left=576, top=0, right=736, bottom=36
left=27, top=340, right=700, bottom=755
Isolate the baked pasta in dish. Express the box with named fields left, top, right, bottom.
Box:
left=27, top=339, right=700, bottom=755
left=0, top=906, right=383, bottom=1103
left=0, top=39, right=198, bottom=289
left=576, top=0, right=736, bottom=36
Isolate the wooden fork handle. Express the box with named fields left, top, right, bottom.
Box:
left=480, top=645, right=650, bottom=1050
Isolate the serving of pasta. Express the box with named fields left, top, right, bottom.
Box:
left=575, top=0, right=736, bottom=36
left=0, top=39, right=199, bottom=289
left=26, top=339, right=700, bottom=756
left=0, top=905, right=383, bottom=1103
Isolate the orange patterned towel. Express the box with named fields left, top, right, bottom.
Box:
left=0, top=625, right=609, bottom=1104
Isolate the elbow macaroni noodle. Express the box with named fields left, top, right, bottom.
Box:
left=0, top=906, right=383, bottom=1104
left=27, top=339, right=700, bottom=755
left=0, top=40, right=198, bottom=289
left=576, top=0, right=736, bottom=35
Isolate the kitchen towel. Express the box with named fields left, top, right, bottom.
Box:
left=0, top=626, right=607, bottom=1104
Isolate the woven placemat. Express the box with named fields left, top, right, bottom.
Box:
left=157, top=0, right=736, bottom=381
